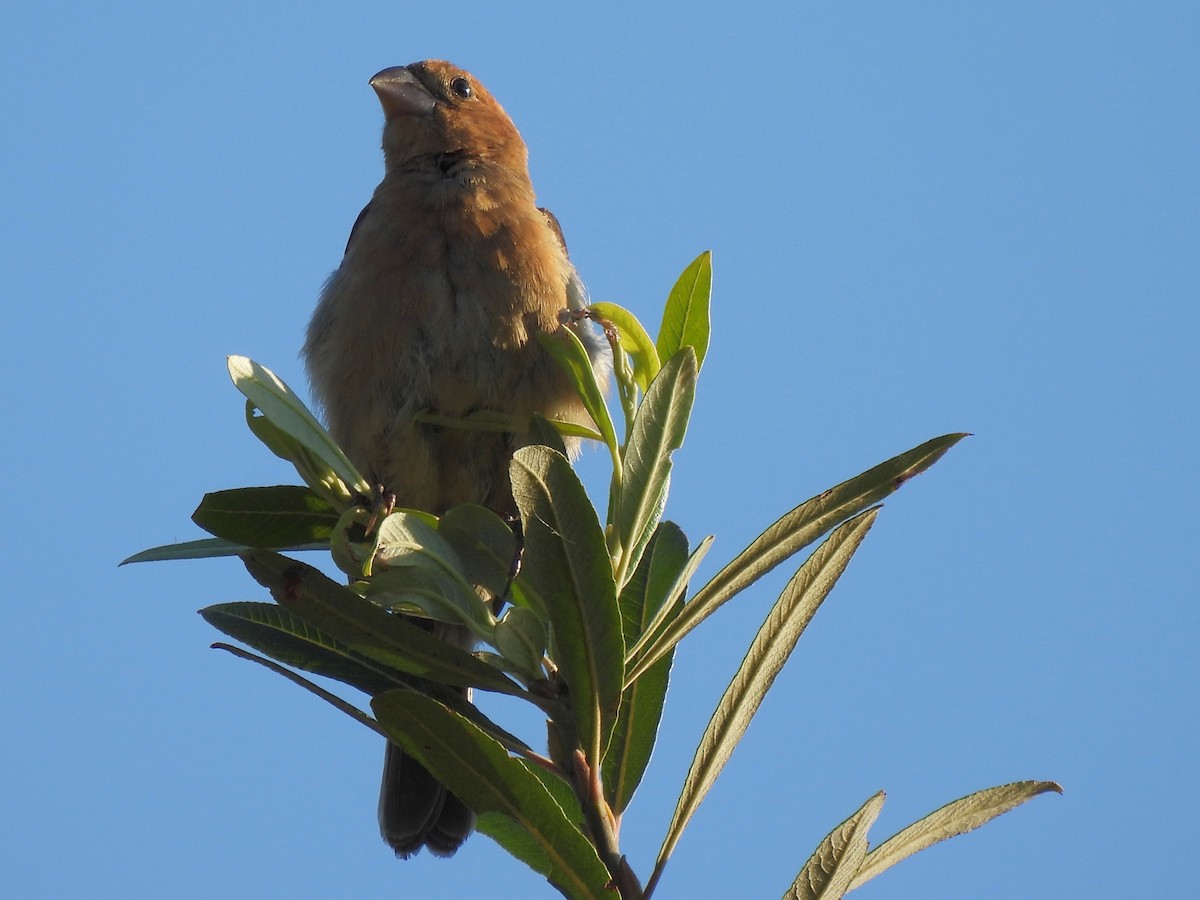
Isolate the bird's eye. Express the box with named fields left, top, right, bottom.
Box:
left=449, top=76, right=473, bottom=99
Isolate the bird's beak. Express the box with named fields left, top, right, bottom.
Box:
left=370, top=66, right=438, bottom=119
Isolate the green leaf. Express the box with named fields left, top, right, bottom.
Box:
left=207, top=614, right=544, bottom=763
left=493, top=607, right=549, bottom=679
left=210, top=641, right=384, bottom=735
left=656, top=509, right=878, bottom=868
left=122, top=537, right=301, bottom=565
left=366, top=511, right=495, bottom=639
left=200, top=601, right=401, bottom=696
left=203, top=602, right=539, bottom=754
left=588, top=301, right=661, bottom=393
left=604, top=522, right=688, bottom=813
left=785, top=792, right=885, bottom=900
left=624, top=534, right=713, bottom=671
left=244, top=403, right=352, bottom=509
left=656, top=251, right=712, bottom=371
left=520, top=759, right=585, bottom=828
left=372, top=690, right=610, bottom=900
left=475, top=815, right=560, bottom=892
left=613, top=348, right=697, bottom=587
left=239, top=550, right=522, bottom=696
left=438, top=504, right=519, bottom=601
left=510, top=447, right=624, bottom=767
left=227, top=355, right=370, bottom=501
left=847, top=781, right=1063, bottom=892
left=191, top=485, right=337, bottom=548
left=629, top=433, right=966, bottom=681
left=364, top=566, right=490, bottom=637
left=477, top=762, right=590, bottom=893
left=536, top=328, right=620, bottom=467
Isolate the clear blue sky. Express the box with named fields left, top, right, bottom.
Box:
left=3, top=3, right=1195, bottom=898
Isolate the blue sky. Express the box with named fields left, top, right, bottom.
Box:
left=3, top=2, right=1196, bottom=898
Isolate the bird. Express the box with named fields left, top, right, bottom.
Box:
left=303, top=60, right=607, bottom=859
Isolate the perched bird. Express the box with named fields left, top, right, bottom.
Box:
left=303, top=60, right=606, bottom=858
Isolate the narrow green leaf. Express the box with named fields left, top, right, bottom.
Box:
left=200, top=601, right=401, bottom=696
left=373, top=691, right=610, bottom=900
left=604, top=522, right=688, bottom=813
left=615, top=349, right=697, bottom=588
left=624, top=534, right=713, bottom=671
left=239, top=550, right=522, bottom=696
left=536, top=329, right=620, bottom=467
left=494, top=607, right=549, bottom=679
left=656, top=251, right=712, bottom=371
left=657, top=510, right=879, bottom=868
left=227, top=355, right=371, bottom=498
left=631, top=433, right=966, bottom=679
left=546, top=419, right=605, bottom=444
left=244, top=404, right=353, bottom=510
left=191, top=485, right=337, bottom=548
left=618, top=522, right=690, bottom=646
left=246, top=401, right=308, bottom=463
left=847, top=781, right=1063, bottom=892
left=510, top=447, right=624, bottom=767
left=211, top=642, right=385, bottom=736
left=588, top=300, right=661, bottom=392
left=207, top=596, right=533, bottom=759
left=367, top=511, right=495, bottom=638
left=121, top=536, right=295, bottom=565
left=785, top=792, right=885, bottom=900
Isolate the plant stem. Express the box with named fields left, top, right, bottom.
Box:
left=571, top=751, right=644, bottom=900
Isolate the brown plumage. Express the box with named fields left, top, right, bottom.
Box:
left=303, top=60, right=606, bottom=858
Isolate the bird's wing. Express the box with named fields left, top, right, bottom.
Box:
left=344, top=202, right=373, bottom=257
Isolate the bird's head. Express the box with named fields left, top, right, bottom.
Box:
left=370, top=61, right=528, bottom=177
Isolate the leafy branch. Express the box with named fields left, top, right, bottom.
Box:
left=126, top=250, right=1059, bottom=898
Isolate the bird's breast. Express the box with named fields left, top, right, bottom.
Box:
left=310, top=178, right=574, bottom=424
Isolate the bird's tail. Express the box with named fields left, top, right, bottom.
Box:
left=378, top=740, right=475, bottom=858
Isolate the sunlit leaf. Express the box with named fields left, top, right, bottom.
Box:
left=785, top=792, right=885, bottom=900
left=656, top=251, right=712, bottom=371
left=537, top=329, right=619, bottom=467
left=657, top=510, right=878, bottom=867
left=588, top=300, right=661, bottom=393
left=614, top=348, right=697, bottom=588
left=630, top=433, right=966, bottom=680
left=848, top=781, right=1063, bottom=891
left=227, top=356, right=370, bottom=501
